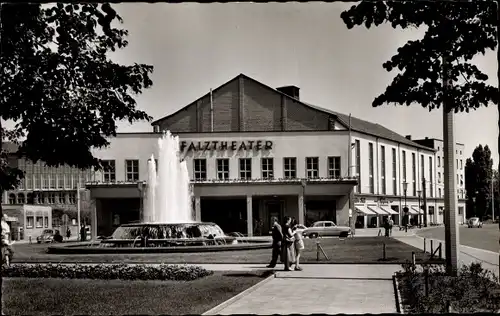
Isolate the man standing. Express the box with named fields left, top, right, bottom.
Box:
left=389, top=217, right=394, bottom=237
left=266, top=217, right=283, bottom=268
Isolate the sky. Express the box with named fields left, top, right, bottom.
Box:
left=28, top=3, right=500, bottom=165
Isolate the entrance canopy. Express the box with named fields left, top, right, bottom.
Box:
left=355, top=204, right=376, bottom=215
left=410, top=205, right=424, bottom=215
left=379, top=206, right=398, bottom=215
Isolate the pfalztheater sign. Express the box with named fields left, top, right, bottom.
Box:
left=180, top=140, right=273, bottom=152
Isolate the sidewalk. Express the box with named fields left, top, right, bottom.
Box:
left=203, top=264, right=400, bottom=315
left=395, top=235, right=499, bottom=274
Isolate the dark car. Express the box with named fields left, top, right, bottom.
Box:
left=36, top=229, right=55, bottom=243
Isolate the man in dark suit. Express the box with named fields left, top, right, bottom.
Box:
left=266, top=217, right=283, bottom=268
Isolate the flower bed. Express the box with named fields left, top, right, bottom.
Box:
left=2, top=263, right=213, bottom=281
left=396, top=262, right=500, bottom=314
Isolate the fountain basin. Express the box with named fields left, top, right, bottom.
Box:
left=46, top=222, right=272, bottom=254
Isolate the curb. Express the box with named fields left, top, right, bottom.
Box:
left=393, top=273, right=404, bottom=314
left=201, top=273, right=275, bottom=315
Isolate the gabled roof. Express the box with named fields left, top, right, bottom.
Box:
left=152, top=73, right=436, bottom=152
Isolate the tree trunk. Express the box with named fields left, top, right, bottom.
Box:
left=496, top=0, right=500, bottom=277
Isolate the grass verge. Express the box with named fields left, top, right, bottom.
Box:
left=1, top=270, right=273, bottom=315
left=13, top=237, right=441, bottom=264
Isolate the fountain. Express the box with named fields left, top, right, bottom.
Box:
left=47, top=131, right=272, bottom=254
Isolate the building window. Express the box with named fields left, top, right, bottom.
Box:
left=456, top=159, right=458, bottom=170
left=26, top=216, right=34, bottom=229
left=63, top=173, right=71, bottom=189
left=368, top=143, right=374, bottom=194
left=193, top=159, right=207, bottom=181
left=428, top=206, right=435, bottom=215
left=420, top=154, right=425, bottom=182
left=439, top=188, right=442, bottom=197
left=125, top=160, right=139, bottom=182
left=355, top=140, right=361, bottom=192
left=78, top=172, right=86, bottom=188
left=25, top=175, right=33, bottom=190
left=458, top=206, right=464, bottom=215
left=380, top=145, right=386, bottom=195
left=42, top=174, right=49, bottom=189
left=57, top=194, right=64, bottom=204
left=18, top=178, right=25, bottom=190
left=306, top=157, right=319, bottom=179
left=460, top=159, right=463, bottom=170
left=327, top=156, right=341, bottom=179
left=47, top=193, right=56, bottom=204
left=34, top=193, right=42, bottom=204
left=49, top=173, right=56, bottom=189
left=57, top=174, right=64, bottom=189
left=102, top=160, right=116, bottom=182
left=438, top=157, right=441, bottom=167
left=411, top=153, right=416, bottom=196
left=8, top=193, right=16, bottom=204
left=44, top=217, right=49, bottom=228
left=216, top=159, right=230, bottom=180
left=68, top=193, right=76, bottom=204
left=438, top=206, right=444, bottom=215
left=460, top=174, right=463, bottom=186
left=438, top=172, right=441, bottom=183
left=283, top=157, right=297, bottom=179
left=261, top=158, right=274, bottom=179
left=33, top=174, right=40, bottom=190
left=428, top=156, right=433, bottom=197
left=239, top=158, right=252, bottom=180
left=402, top=150, right=407, bottom=182
left=36, top=216, right=43, bottom=228
left=392, top=148, right=397, bottom=195
left=17, top=193, right=25, bottom=204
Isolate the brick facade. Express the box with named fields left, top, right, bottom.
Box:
left=154, top=75, right=334, bottom=133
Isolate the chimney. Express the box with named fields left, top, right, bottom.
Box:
left=425, top=137, right=429, bottom=140
left=405, top=135, right=412, bottom=140
left=277, top=86, right=300, bottom=100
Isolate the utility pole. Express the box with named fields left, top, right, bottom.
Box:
left=422, top=178, right=428, bottom=227
left=347, top=113, right=354, bottom=234
left=496, top=0, right=500, bottom=276
left=442, top=26, right=460, bottom=275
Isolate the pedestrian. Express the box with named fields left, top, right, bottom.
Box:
left=281, top=216, right=295, bottom=271
left=66, top=227, right=71, bottom=240
left=80, top=224, right=87, bottom=241
left=291, top=219, right=304, bottom=271
left=389, top=217, right=394, bottom=236
left=266, top=217, right=283, bottom=268
left=384, top=219, right=390, bottom=237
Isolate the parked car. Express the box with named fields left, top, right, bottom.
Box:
left=467, top=217, right=483, bottom=228
left=302, top=221, right=351, bottom=238
left=36, top=229, right=55, bottom=243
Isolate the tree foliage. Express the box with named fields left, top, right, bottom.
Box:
left=464, top=145, right=493, bottom=219
left=340, top=1, right=498, bottom=112
left=0, top=3, right=153, bottom=193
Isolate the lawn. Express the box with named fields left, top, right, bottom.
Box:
left=1, top=270, right=272, bottom=315
left=12, top=237, right=441, bottom=264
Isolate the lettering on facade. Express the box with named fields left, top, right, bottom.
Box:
left=180, top=140, right=273, bottom=152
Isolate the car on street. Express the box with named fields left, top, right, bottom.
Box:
left=293, top=224, right=307, bottom=235
left=467, top=217, right=483, bottom=228
left=36, top=229, right=55, bottom=243
left=302, top=221, right=351, bottom=238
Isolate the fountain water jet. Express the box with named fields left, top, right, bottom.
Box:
left=144, top=131, right=194, bottom=224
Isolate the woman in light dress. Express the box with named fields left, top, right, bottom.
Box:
left=291, top=218, right=304, bottom=271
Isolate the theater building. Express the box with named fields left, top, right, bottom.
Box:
left=3, top=74, right=467, bottom=237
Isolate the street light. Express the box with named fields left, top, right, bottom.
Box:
left=417, top=190, right=422, bottom=228
left=403, top=181, right=408, bottom=232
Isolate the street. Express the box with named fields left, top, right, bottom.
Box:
left=417, top=224, right=499, bottom=253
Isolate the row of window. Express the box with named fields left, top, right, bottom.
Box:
left=26, top=216, right=50, bottom=229
left=361, top=143, right=437, bottom=198
left=18, top=159, right=86, bottom=175
left=193, top=157, right=342, bottom=180
left=436, top=156, right=464, bottom=170
left=7, top=192, right=77, bottom=205
left=18, top=173, right=91, bottom=191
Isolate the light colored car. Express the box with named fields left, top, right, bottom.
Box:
left=467, top=217, right=483, bottom=228
left=293, top=224, right=307, bottom=235
left=302, top=221, right=351, bottom=238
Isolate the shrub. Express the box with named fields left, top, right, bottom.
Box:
left=2, top=263, right=214, bottom=281
left=397, top=261, right=500, bottom=314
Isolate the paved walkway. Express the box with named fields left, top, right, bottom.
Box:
left=203, top=264, right=400, bottom=315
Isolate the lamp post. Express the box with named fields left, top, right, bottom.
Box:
left=417, top=190, right=422, bottom=228
left=403, top=181, right=408, bottom=232
left=301, top=179, right=307, bottom=226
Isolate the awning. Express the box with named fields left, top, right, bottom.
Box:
left=379, top=206, right=398, bottom=215
left=367, top=205, right=389, bottom=215
left=411, top=206, right=424, bottom=214
left=355, top=205, right=376, bottom=215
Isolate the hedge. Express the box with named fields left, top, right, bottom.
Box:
left=2, top=263, right=213, bottom=281
left=396, top=262, right=500, bottom=314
